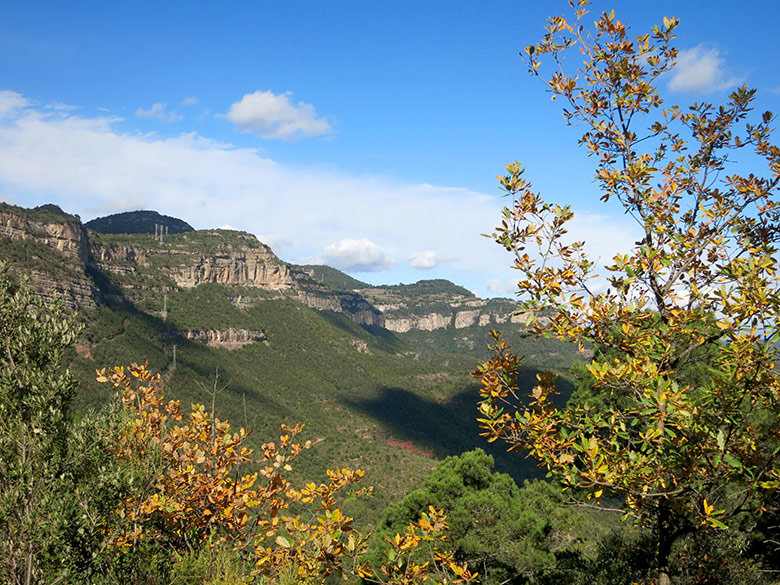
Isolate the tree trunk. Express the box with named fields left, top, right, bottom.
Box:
left=657, top=502, right=673, bottom=585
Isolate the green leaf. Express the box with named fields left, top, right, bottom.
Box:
left=709, top=517, right=728, bottom=529
left=723, top=453, right=742, bottom=469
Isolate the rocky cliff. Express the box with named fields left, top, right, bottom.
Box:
left=164, top=232, right=296, bottom=290
left=185, top=327, right=269, bottom=349
left=291, top=268, right=384, bottom=328
left=92, top=230, right=294, bottom=288
left=0, top=203, right=100, bottom=309
left=355, top=281, right=525, bottom=333
left=89, top=229, right=383, bottom=326
left=0, top=206, right=523, bottom=335
left=0, top=207, right=89, bottom=261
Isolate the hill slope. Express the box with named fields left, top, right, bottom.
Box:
left=1, top=204, right=584, bottom=515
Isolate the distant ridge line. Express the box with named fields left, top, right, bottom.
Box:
left=85, top=210, right=194, bottom=235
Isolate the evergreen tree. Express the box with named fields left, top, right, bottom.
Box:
left=0, top=270, right=81, bottom=585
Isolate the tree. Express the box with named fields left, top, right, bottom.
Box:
left=98, top=363, right=370, bottom=582
left=0, top=270, right=81, bottom=585
left=99, top=363, right=477, bottom=585
left=474, top=3, right=780, bottom=584
left=372, top=449, right=601, bottom=585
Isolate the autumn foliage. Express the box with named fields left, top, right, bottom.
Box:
left=475, top=1, right=780, bottom=584
left=99, top=363, right=476, bottom=584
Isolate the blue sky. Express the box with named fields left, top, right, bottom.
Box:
left=1, top=1, right=778, bottom=296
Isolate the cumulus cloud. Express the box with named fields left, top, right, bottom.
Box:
left=257, top=234, right=293, bottom=255
left=224, top=90, right=331, bottom=140
left=89, top=196, right=147, bottom=216
left=0, top=90, right=30, bottom=118
left=182, top=96, right=198, bottom=107
left=408, top=250, right=445, bottom=269
left=668, top=45, right=744, bottom=93
left=315, top=239, right=395, bottom=272
left=486, top=278, right=521, bottom=296
left=135, top=102, right=183, bottom=123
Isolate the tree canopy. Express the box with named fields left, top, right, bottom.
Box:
left=474, top=2, right=780, bottom=584
left=0, top=269, right=80, bottom=585
left=372, top=449, right=603, bottom=584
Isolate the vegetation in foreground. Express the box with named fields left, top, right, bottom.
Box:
left=2, top=2, right=780, bottom=584
left=475, top=2, right=780, bottom=584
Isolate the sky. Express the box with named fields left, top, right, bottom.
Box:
left=1, top=1, right=779, bottom=297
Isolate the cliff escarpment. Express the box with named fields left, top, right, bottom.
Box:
left=355, top=280, right=527, bottom=333
left=0, top=203, right=100, bottom=309
left=0, top=206, right=522, bottom=335
left=89, top=229, right=383, bottom=327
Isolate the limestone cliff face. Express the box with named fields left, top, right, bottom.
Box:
left=93, top=233, right=295, bottom=290
left=170, top=244, right=295, bottom=290
left=0, top=209, right=91, bottom=263
left=24, top=268, right=98, bottom=310
left=1, top=206, right=525, bottom=336
left=384, top=313, right=450, bottom=333
left=91, top=230, right=382, bottom=327
left=92, top=243, right=150, bottom=273
left=297, top=290, right=385, bottom=327
left=291, top=268, right=384, bottom=328
left=382, top=307, right=527, bottom=333
left=185, top=328, right=268, bottom=349
left=358, top=284, right=523, bottom=333
left=0, top=207, right=99, bottom=309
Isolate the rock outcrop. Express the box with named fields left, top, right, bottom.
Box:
left=0, top=204, right=99, bottom=309
left=92, top=243, right=150, bottom=274
left=356, top=282, right=523, bottom=333
left=291, top=268, right=384, bottom=327
left=90, top=229, right=383, bottom=327
left=185, top=328, right=268, bottom=349
left=384, top=313, right=450, bottom=333
left=170, top=239, right=296, bottom=290
left=0, top=206, right=91, bottom=263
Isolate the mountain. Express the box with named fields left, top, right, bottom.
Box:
left=85, top=209, right=194, bottom=235
left=0, top=204, right=585, bottom=515
left=297, top=264, right=370, bottom=291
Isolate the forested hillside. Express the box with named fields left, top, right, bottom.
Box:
left=0, top=202, right=582, bottom=510
left=2, top=3, right=780, bottom=584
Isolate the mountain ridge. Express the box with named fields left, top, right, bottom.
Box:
left=2, top=206, right=526, bottom=334
left=85, top=209, right=194, bottom=235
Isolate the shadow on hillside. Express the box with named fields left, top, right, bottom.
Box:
left=73, top=296, right=288, bottom=427
left=318, top=310, right=401, bottom=349
left=347, top=368, right=575, bottom=483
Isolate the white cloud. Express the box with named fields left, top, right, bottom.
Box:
left=87, top=196, right=146, bottom=216
left=224, top=90, right=331, bottom=140
left=257, top=233, right=293, bottom=255
left=135, top=102, right=183, bottom=123
left=45, top=102, right=78, bottom=113
left=182, top=96, right=198, bottom=107
left=668, top=45, right=744, bottom=93
left=486, top=278, right=518, bottom=296
left=408, top=250, right=445, bottom=269
left=0, top=90, right=30, bottom=118
left=314, top=239, right=395, bottom=273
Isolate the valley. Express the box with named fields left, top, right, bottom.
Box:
left=0, top=201, right=583, bottom=516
